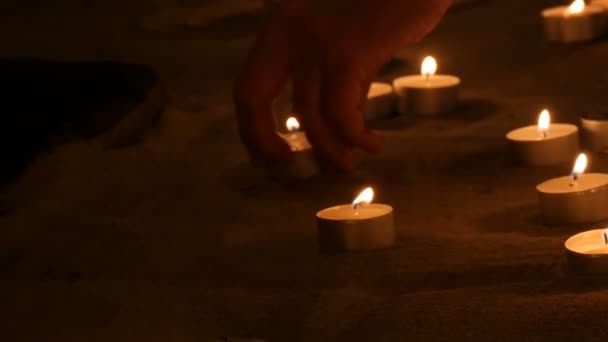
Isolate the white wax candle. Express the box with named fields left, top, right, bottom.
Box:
left=542, top=1, right=607, bottom=43
left=537, top=167, right=608, bottom=225
left=279, top=131, right=311, bottom=152
left=565, top=229, right=608, bottom=275
left=567, top=229, right=608, bottom=254
left=268, top=117, right=319, bottom=181
left=537, top=173, right=608, bottom=194
left=316, top=188, right=395, bottom=252
left=506, top=110, right=579, bottom=166
left=506, top=123, right=577, bottom=143
left=592, top=0, right=608, bottom=6
left=364, top=82, right=395, bottom=121
left=317, top=204, right=393, bottom=221
left=585, top=247, right=608, bottom=254
left=393, top=56, right=460, bottom=116
left=592, top=0, right=608, bottom=11
left=394, top=75, right=461, bottom=89
left=581, top=114, right=608, bottom=152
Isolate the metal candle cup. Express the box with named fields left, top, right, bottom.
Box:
left=393, top=56, right=460, bottom=116
left=581, top=113, right=608, bottom=153
left=268, top=117, right=319, bottom=181
left=542, top=1, right=607, bottom=43
left=316, top=187, right=396, bottom=253
left=566, top=229, right=608, bottom=276
left=506, top=110, right=579, bottom=166
left=364, top=82, right=395, bottom=121
left=537, top=154, right=608, bottom=225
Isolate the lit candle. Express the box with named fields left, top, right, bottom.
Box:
left=565, top=228, right=608, bottom=275
left=281, top=117, right=310, bottom=151
left=269, top=116, right=319, bottom=180
left=364, top=82, right=395, bottom=121
left=542, top=0, right=607, bottom=43
left=537, top=153, right=608, bottom=225
left=592, top=0, right=608, bottom=7
left=316, top=187, right=395, bottom=252
left=592, top=0, right=608, bottom=12
left=506, top=109, right=579, bottom=166
left=392, top=56, right=460, bottom=116
left=581, top=112, right=608, bottom=153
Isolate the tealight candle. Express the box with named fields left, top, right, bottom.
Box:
left=537, top=153, right=608, bottom=225
left=364, top=82, right=395, bottom=121
left=592, top=0, right=608, bottom=11
left=592, top=0, right=608, bottom=31
left=581, top=112, right=608, bottom=152
left=268, top=116, right=319, bottom=180
left=393, top=56, right=460, bottom=116
left=542, top=0, right=607, bottom=43
left=316, top=187, right=395, bottom=253
left=592, top=0, right=608, bottom=6
left=506, top=109, right=579, bottom=166
left=565, top=229, right=608, bottom=275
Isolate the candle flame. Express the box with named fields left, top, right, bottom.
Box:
left=286, top=117, right=300, bottom=132
left=572, top=153, right=588, bottom=176
left=538, top=109, right=550, bottom=136
left=421, top=56, right=437, bottom=78
left=352, top=187, right=374, bottom=208
left=568, top=0, right=585, bottom=14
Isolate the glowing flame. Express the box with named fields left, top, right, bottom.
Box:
left=421, top=56, right=437, bottom=78
left=568, top=0, right=585, bottom=14
left=538, top=109, right=550, bottom=136
left=286, top=117, right=300, bottom=132
left=352, top=187, right=374, bottom=208
left=572, top=153, right=588, bottom=176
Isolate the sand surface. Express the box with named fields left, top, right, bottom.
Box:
left=3, top=0, right=608, bottom=340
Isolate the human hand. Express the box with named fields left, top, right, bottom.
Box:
left=234, top=0, right=452, bottom=171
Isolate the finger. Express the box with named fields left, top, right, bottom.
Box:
left=359, top=78, right=372, bottom=114
left=233, top=15, right=291, bottom=163
left=292, top=65, right=355, bottom=172
left=324, top=65, right=381, bottom=154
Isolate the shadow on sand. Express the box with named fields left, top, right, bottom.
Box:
left=0, top=59, right=164, bottom=190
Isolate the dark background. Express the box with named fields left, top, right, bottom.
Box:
left=2, top=0, right=608, bottom=340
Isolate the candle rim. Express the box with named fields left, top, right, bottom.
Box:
left=565, top=228, right=608, bottom=255
left=506, top=123, right=577, bottom=141
left=541, top=4, right=604, bottom=16
left=369, top=82, right=392, bottom=89
left=367, top=82, right=394, bottom=97
left=536, top=173, right=608, bottom=194
left=581, top=112, right=608, bottom=122
left=316, top=203, right=393, bottom=221
left=277, top=131, right=312, bottom=151
left=393, top=74, right=461, bottom=89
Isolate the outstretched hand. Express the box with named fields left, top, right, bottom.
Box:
left=234, top=0, right=452, bottom=171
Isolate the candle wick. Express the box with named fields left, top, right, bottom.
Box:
left=352, top=202, right=364, bottom=210
left=604, top=232, right=608, bottom=245
left=540, top=131, right=547, bottom=139
left=570, top=173, right=579, bottom=186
